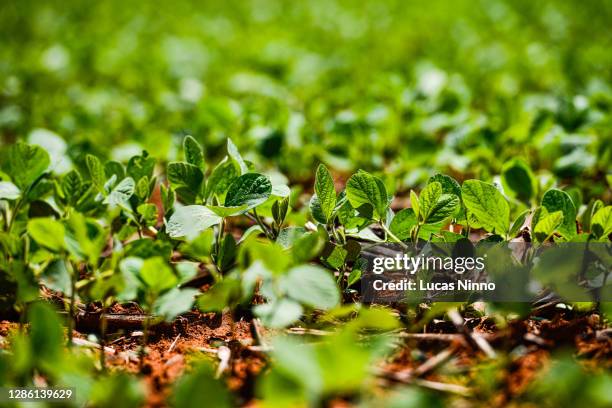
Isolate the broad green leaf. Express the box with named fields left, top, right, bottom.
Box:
left=27, top=129, right=71, bottom=175
left=284, top=265, right=340, bottom=310
left=271, top=184, right=291, bottom=198
left=104, top=160, right=125, bottom=181
left=534, top=210, right=564, bottom=242
left=140, top=256, right=177, bottom=293
left=197, top=278, right=241, bottom=312
left=428, top=174, right=461, bottom=197
left=183, top=135, right=205, bottom=169
left=419, top=182, right=459, bottom=223
left=27, top=217, right=65, bottom=251
left=276, top=227, right=307, bottom=248
left=227, top=138, right=248, bottom=175
left=28, top=302, right=63, bottom=364
left=591, top=206, right=612, bottom=239
left=167, top=205, right=222, bottom=239
left=154, top=287, right=199, bottom=321
left=224, top=173, right=272, bottom=211
left=321, top=243, right=348, bottom=269
left=167, top=162, right=204, bottom=193
left=60, top=170, right=83, bottom=205
left=126, top=152, right=155, bottom=182
left=254, top=298, right=303, bottom=328
left=65, top=212, right=106, bottom=264
left=501, top=159, right=536, bottom=202
left=345, top=170, right=388, bottom=220
left=104, top=177, right=135, bottom=208
left=314, top=164, right=336, bottom=223
left=0, top=181, right=20, bottom=200
left=206, top=159, right=239, bottom=200
left=86, top=154, right=105, bottom=191
left=461, top=180, right=509, bottom=235
left=389, top=208, right=418, bottom=241
left=309, top=194, right=327, bottom=224
left=41, top=259, right=71, bottom=294
left=541, top=189, right=577, bottom=239
left=4, top=142, right=50, bottom=189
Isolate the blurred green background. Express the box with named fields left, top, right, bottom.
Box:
left=1, top=0, right=610, bottom=191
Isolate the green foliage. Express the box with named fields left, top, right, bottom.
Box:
left=314, top=164, right=336, bottom=224
left=224, top=173, right=272, bottom=210
left=461, top=180, right=510, bottom=236
left=0, top=1, right=611, bottom=404
left=501, top=159, right=537, bottom=202
left=3, top=142, right=49, bottom=189
left=346, top=170, right=389, bottom=221
left=541, top=189, right=577, bottom=239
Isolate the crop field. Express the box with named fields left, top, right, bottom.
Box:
left=0, top=0, right=611, bottom=407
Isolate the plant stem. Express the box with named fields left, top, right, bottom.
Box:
left=140, top=300, right=154, bottom=371
left=381, top=222, right=408, bottom=248
left=252, top=209, right=273, bottom=240
left=67, top=261, right=77, bottom=347
left=100, top=302, right=108, bottom=372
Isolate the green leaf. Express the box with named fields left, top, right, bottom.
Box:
left=172, top=363, right=231, bottom=408
left=28, top=302, right=63, bottom=364
left=60, top=170, right=83, bottom=205
left=314, top=164, right=336, bottom=223
left=541, top=189, right=577, bottom=239
left=534, top=210, right=564, bottom=242
left=27, top=218, right=65, bottom=251
left=86, top=154, right=105, bottom=191
left=140, top=257, right=177, bottom=294
left=167, top=205, right=222, bottom=239
left=104, top=160, right=125, bottom=181
left=272, top=196, right=290, bottom=226
left=227, top=137, right=248, bottom=175
left=205, top=160, right=239, bottom=201
left=154, top=287, right=199, bottom=321
left=345, top=170, right=389, bottom=220
left=197, top=278, right=242, bottom=312
left=104, top=177, right=135, bottom=208
left=419, top=182, right=459, bottom=223
left=41, top=260, right=71, bottom=294
left=461, top=180, right=509, bottom=235
left=167, top=162, right=204, bottom=198
left=254, top=298, right=303, bottom=328
left=284, top=265, right=340, bottom=310
left=183, top=135, right=205, bottom=169
left=4, top=142, right=50, bottom=189
left=0, top=181, right=20, bottom=200
left=509, top=209, right=530, bottom=238
left=126, top=152, right=155, bottom=182
left=591, top=206, right=612, bottom=239
left=321, top=243, right=348, bottom=269
left=224, top=173, right=272, bottom=211
left=582, top=199, right=603, bottom=233
left=309, top=194, right=327, bottom=224
left=206, top=204, right=248, bottom=217
left=410, top=190, right=420, bottom=220
left=137, top=203, right=158, bottom=226
left=501, top=159, right=536, bottom=202
left=389, top=208, right=418, bottom=241
left=428, top=174, right=461, bottom=197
